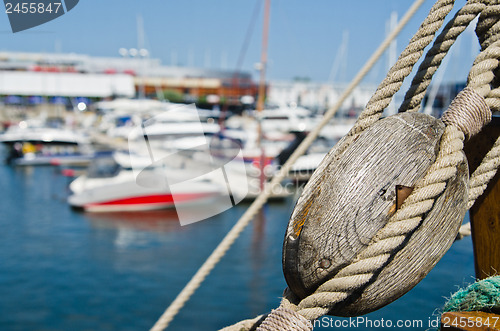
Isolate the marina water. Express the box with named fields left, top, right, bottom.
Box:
left=0, top=162, right=475, bottom=330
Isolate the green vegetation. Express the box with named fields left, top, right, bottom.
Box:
left=162, top=90, right=184, bottom=103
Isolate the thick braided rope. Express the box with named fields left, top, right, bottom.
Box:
left=439, top=87, right=496, bottom=211
left=350, top=0, right=454, bottom=136
left=476, top=3, right=500, bottom=49
left=399, top=0, right=487, bottom=113
left=150, top=2, right=424, bottom=330
left=467, top=40, right=500, bottom=106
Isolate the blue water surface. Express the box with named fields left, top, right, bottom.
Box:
left=0, top=164, right=475, bottom=330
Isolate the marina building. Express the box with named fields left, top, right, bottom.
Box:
left=0, top=51, right=259, bottom=111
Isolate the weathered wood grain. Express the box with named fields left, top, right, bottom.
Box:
left=283, top=113, right=468, bottom=316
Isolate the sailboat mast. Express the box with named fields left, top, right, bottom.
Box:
left=256, top=0, right=270, bottom=190
left=256, top=0, right=270, bottom=115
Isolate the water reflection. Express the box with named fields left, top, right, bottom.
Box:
left=252, top=207, right=266, bottom=247
left=250, top=208, right=268, bottom=317
left=85, top=209, right=182, bottom=232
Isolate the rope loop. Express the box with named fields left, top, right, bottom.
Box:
left=441, top=87, right=491, bottom=139
left=476, top=3, right=500, bottom=50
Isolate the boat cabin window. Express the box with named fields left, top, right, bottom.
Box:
left=87, top=158, right=121, bottom=178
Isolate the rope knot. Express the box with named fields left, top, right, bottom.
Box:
left=441, top=87, right=491, bottom=139
left=256, top=306, right=313, bottom=331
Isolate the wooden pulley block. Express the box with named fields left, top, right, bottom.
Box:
left=283, top=112, right=468, bottom=316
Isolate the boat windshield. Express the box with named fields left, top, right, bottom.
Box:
left=87, top=157, right=121, bottom=178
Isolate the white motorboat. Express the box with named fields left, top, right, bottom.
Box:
left=0, top=120, right=94, bottom=165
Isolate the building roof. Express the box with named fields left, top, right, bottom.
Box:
left=0, top=71, right=135, bottom=97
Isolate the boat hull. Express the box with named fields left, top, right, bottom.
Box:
left=77, top=192, right=219, bottom=212
left=68, top=169, right=222, bottom=212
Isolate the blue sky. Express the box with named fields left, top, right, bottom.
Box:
left=0, top=0, right=479, bottom=84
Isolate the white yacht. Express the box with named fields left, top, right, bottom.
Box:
left=0, top=120, right=94, bottom=165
